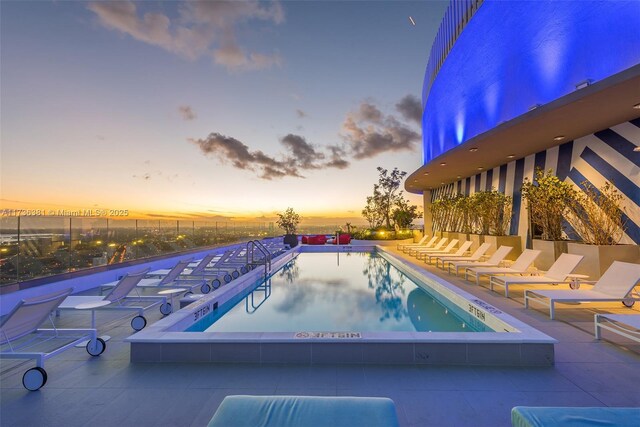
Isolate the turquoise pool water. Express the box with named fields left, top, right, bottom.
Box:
left=188, top=252, right=493, bottom=333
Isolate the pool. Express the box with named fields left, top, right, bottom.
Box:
left=189, top=252, right=493, bottom=333
left=127, top=245, right=557, bottom=366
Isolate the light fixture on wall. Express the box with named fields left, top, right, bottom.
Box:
left=634, top=146, right=640, bottom=152
left=575, top=79, right=592, bottom=90
left=633, top=103, right=640, bottom=109
left=553, top=135, right=565, bottom=141
left=469, top=147, right=478, bottom=152
left=424, top=172, right=430, bottom=175
left=477, top=167, right=483, bottom=170
left=507, top=154, right=515, bottom=159
left=440, top=162, right=446, bottom=166
left=456, top=175, right=461, bottom=179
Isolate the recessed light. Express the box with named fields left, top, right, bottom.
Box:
left=477, top=167, right=483, bottom=170
left=440, top=182, right=445, bottom=185
left=553, top=135, right=565, bottom=141
left=507, top=154, right=515, bottom=159
left=634, top=146, right=640, bottom=152
left=423, top=172, right=429, bottom=175
left=456, top=175, right=461, bottom=179
left=469, top=147, right=478, bottom=152
left=634, top=103, right=640, bottom=109
left=575, top=79, right=592, bottom=89
left=440, top=162, right=446, bottom=166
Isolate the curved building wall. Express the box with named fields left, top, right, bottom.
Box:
left=422, top=0, right=640, bottom=163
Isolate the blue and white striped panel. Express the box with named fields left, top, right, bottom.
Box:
left=430, top=119, right=640, bottom=244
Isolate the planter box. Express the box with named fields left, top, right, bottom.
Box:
left=567, top=243, right=640, bottom=279
left=452, top=233, right=469, bottom=248
left=468, top=234, right=484, bottom=252
left=484, top=235, right=522, bottom=261
left=532, top=240, right=568, bottom=270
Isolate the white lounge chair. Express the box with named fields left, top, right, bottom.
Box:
left=466, top=249, right=541, bottom=285
left=408, top=237, right=447, bottom=256
left=58, top=269, right=171, bottom=331
left=0, top=288, right=105, bottom=391
left=436, top=242, right=491, bottom=269
left=448, top=245, right=513, bottom=276
left=104, top=259, right=213, bottom=294
left=488, top=253, right=584, bottom=297
left=424, top=241, right=473, bottom=264
left=525, top=261, right=640, bottom=319
left=416, top=239, right=459, bottom=260
left=412, top=238, right=453, bottom=258
left=594, top=313, right=640, bottom=342
left=398, top=235, right=429, bottom=250
left=402, top=235, right=438, bottom=253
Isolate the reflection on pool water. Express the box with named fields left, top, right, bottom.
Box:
left=188, top=252, right=494, bottom=333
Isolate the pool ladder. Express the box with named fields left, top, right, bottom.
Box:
left=246, top=240, right=272, bottom=277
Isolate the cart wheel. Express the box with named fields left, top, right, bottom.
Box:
left=23, top=367, right=47, bottom=391
left=131, top=315, right=147, bottom=331
left=184, top=291, right=193, bottom=297
left=86, top=338, right=106, bottom=356
left=231, top=270, right=240, bottom=279
left=223, top=273, right=232, bottom=283
left=211, top=279, right=221, bottom=289
left=240, top=265, right=249, bottom=274
left=160, top=302, right=172, bottom=315
left=622, top=298, right=635, bottom=308
left=569, top=281, right=580, bottom=290
left=201, top=283, right=211, bottom=294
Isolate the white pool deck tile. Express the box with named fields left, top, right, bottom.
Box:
left=1, top=246, right=639, bottom=427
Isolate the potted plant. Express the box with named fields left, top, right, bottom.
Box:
left=276, top=207, right=301, bottom=248
left=521, top=168, right=574, bottom=269
left=566, top=181, right=639, bottom=279
left=475, top=190, right=521, bottom=260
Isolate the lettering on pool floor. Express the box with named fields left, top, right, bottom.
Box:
left=294, top=332, right=362, bottom=339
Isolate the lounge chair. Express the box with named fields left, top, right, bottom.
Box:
left=402, top=235, right=438, bottom=253
left=103, top=259, right=213, bottom=294
left=58, top=269, right=171, bottom=331
left=466, top=249, right=541, bottom=285
left=0, top=288, right=105, bottom=391
left=415, top=239, right=459, bottom=258
left=489, top=253, right=584, bottom=297
left=436, top=242, right=491, bottom=269
left=408, top=237, right=447, bottom=256
left=412, top=238, right=455, bottom=258
left=511, top=406, right=640, bottom=427
left=208, top=395, right=400, bottom=427
left=524, top=261, right=640, bottom=319
left=397, top=235, right=428, bottom=250
left=447, top=245, right=513, bottom=276
left=424, top=241, right=472, bottom=264
left=594, top=313, right=640, bottom=342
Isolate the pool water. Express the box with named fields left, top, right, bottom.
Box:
left=189, top=252, right=493, bottom=333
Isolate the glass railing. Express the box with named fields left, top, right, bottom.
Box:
left=423, top=0, right=485, bottom=98
left=0, top=217, right=372, bottom=286
left=0, top=217, right=278, bottom=286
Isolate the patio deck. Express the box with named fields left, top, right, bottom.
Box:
left=1, top=247, right=638, bottom=427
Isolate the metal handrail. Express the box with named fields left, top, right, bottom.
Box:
left=246, top=240, right=271, bottom=276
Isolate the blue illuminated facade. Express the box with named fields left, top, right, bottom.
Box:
left=422, top=0, right=640, bottom=163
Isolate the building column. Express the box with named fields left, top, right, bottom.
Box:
left=422, top=190, right=433, bottom=237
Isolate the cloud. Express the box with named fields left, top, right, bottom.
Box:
left=189, top=132, right=301, bottom=180
left=280, top=134, right=324, bottom=169
left=88, top=1, right=284, bottom=71
left=341, top=100, right=420, bottom=159
left=395, top=95, right=422, bottom=125
left=178, top=105, right=197, bottom=121
left=296, top=109, right=307, bottom=118
left=325, top=144, right=350, bottom=169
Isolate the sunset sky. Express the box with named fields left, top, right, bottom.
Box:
left=1, top=1, right=447, bottom=223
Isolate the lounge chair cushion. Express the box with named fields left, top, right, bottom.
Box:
left=511, top=406, right=640, bottom=427
left=208, top=395, right=399, bottom=427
